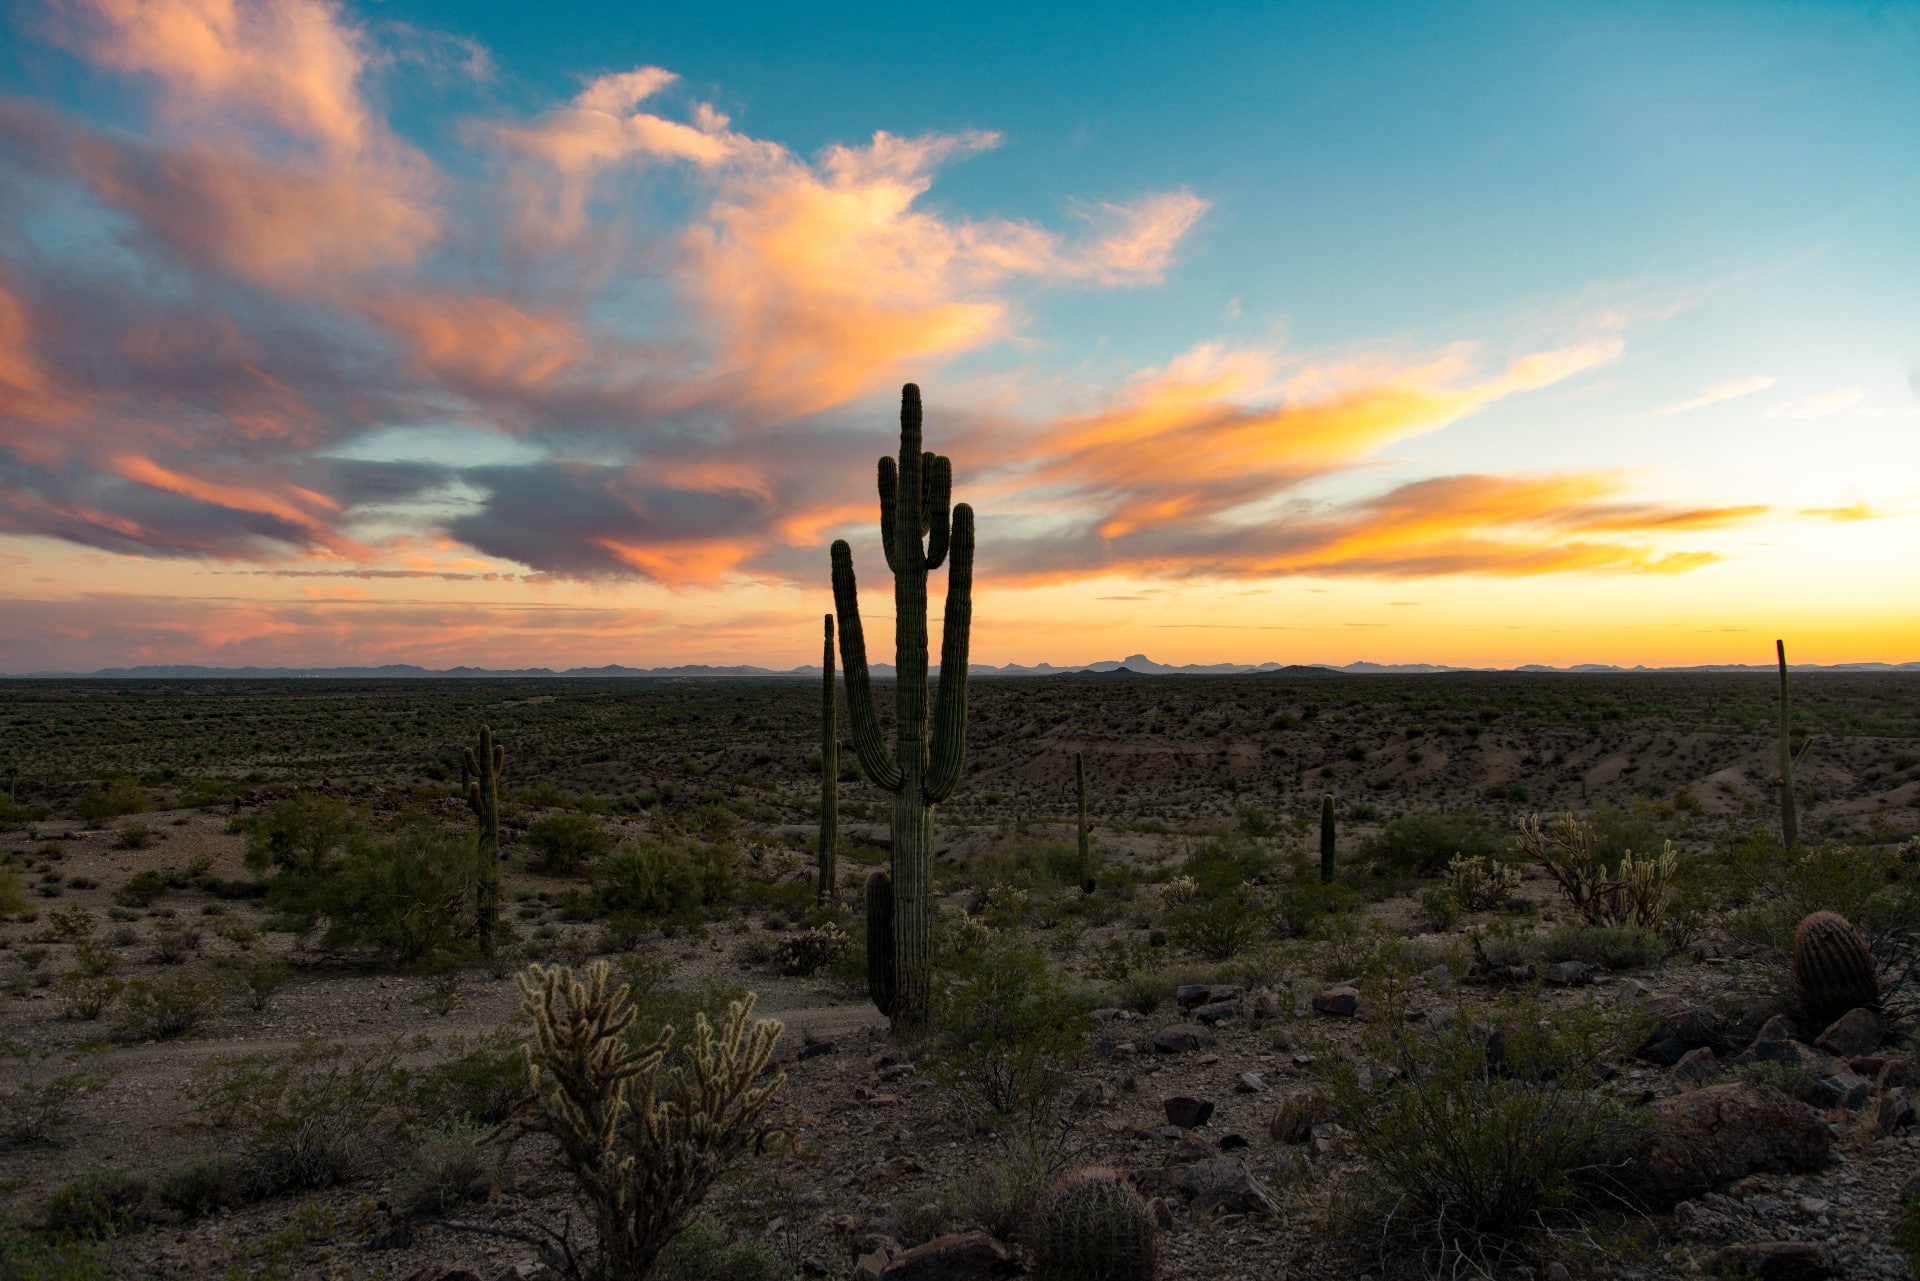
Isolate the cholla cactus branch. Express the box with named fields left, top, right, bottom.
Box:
left=1516, top=813, right=1677, bottom=929
left=516, top=961, right=786, bottom=1281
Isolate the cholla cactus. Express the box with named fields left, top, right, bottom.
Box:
left=774, top=923, right=851, bottom=977
left=517, top=961, right=785, bottom=1280
left=1028, top=1165, right=1158, bottom=1281
left=1516, top=813, right=1677, bottom=929
left=1161, top=874, right=1199, bottom=906
left=1444, top=854, right=1521, bottom=911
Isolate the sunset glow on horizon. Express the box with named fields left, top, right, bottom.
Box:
left=2, top=1, right=1916, bottom=672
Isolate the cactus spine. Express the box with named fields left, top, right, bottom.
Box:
left=464, top=725, right=504, bottom=956
left=1792, top=909, right=1878, bottom=1031
left=1777, top=639, right=1813, bottom=852
left=818, top=614, right=837, bottom=906
left=1028, top=1165, right=1158, bottom=1281
left=1319, top=793, right=1336, bottom=884
left=865, top=869, right=895, bottom=1018
left=1076, top=751, right=1094, bottom=893
left=831, top=384, right=975, bottom=1030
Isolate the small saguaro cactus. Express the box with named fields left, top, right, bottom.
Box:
left=1319, top=793, right=1336, bottom=884
left=818, top=614, right=838, bottom=906
left=1792, top=909, right=1878, bottom=1032
left=1028, top=1165, right=1158, bottom=1281
left=465, top=726, right=504, bottom=956
left=831, top=383, right=976, bottom=1030
left=1776, top=639, right=1814, bottom=852
left=865, top=869, right=895, bottom=1018
left=1076, top=751, right=1095, bottom=893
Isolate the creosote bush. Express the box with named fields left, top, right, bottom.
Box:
left=526, top=811, right=614, bottom=876
left=932, top=936, right=1093, bottom=1121
left=1362, top=810, right=1498, bottom=876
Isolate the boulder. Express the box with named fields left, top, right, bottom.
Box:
left=1174, top=984, right=1214, bottom=1010
left=1878, top=1088, right=1915, bottom=1135
left=1805, top=1071, right=1871, bottom=1110
left=1752, top=1013, right=1801, bottom=1043
left=1638, top=996, right=1726, bottom=1064
left=1726, top=1037, right=1844, bottom=1078
left=1814, top=1007, right=1884, bottom=1057
left=1545, top=960, right=1596, bottom=987
left=1150, top=1155, right=1280, bottom=1218
left=877, top=1231, right=1017, bottom=1281
left=1162, top=1095, right=1215, bottom=1128
left=1634, top=1082, right=1830, bottom=1208
left=1192, top=1001, right=1237, bottom=1026
left=1311, top=985, right=1360, bottom=1016
left=1672, top=1046, right=1719, bottom=1084
left=1153, top=1023, right=1215, bottom=1054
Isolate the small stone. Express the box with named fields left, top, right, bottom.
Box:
left=1311, top=985, right=1359, bottom=1016
left=1545, top=960, right=1596, bottom=987
left=1673, top=1046, right=1719, bottom=1084
left=1153, top=1023, right=1214, bottom=1054
left=1162, top=1095, right=1215, bottom=1128
left=878, top=1063, right=914, bottom=1081
left=1291, top=1052, right=1315, bottom=1068
left=1216, top=1132, right=1249, bottom=1151
left=797, top=1042, right=835, bottom=1061
left=1814, top=1007, right=1884, bottom=1058
left=1546, top=1265, right=1571, bottom=1281
left=1175, top=984, right=1214, bottom=1010
left=1707, top=1241, right=1835, bottom=1280
left=1192, top=1001, right=1236, bottom=1026
left=1236, top=1072, right=1267, bottom=1094
left=1753, top=1013, right=1801, bottom=1042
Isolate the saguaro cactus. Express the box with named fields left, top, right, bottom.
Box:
left=832, top=383, right=975, bottom=1030
left=865, top=869, right=895, bottom=1018
left=464, top=726, right=504, bottom=955
left=818, top=614, right=838, bottom=906
left=1319, top=793, right=1336, bottom=884
left=1776, top=639, right=1813, bottom=852
left=1076, top=751, right=1094, bottom=893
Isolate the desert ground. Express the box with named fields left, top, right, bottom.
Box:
left=2, top=671, right=1919, bottom=1280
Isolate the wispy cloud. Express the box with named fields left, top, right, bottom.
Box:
left=1651, top=375, right=1774, bottom=416
left=1767, top=388, right=1865, bottom=419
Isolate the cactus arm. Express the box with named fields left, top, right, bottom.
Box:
left=924, top=503, right=974, bottom=804
left=830, top=540, right=903, bottom=792
left=923, top=454, right=952, bottom=570
left=878, top=457, right=900, bottom=574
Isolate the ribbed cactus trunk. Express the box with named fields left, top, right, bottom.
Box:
left=464, top=726, right=504, bottom=956
left=818, top=614, right=838, bottom=905
left=1076, top=752, right=1094, bottom=892
left=832, top=384, right=975, bottom=1032
left=1319, top=793, right=1336, bottom=884
left=1777, top=639, right=1801, bottom=852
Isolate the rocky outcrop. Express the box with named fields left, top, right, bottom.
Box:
left=1635, top=1082, right=1830, bottom=1209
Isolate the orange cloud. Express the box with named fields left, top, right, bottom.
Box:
left=0, top=280, right=84, bottom=443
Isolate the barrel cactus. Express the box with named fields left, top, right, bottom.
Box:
left=1792, top=909, right=1878, bottom=1031
left=1029, top=1165, right=1157, bottom=1281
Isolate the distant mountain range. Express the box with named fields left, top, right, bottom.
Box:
left=11, top=652, right=1919, bottom=679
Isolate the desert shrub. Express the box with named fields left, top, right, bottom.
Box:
left=318, top=822, right=481, bottom=962
left=1727, top=1060, right=1821, bottom=1105
left=246, top=792, right=357, bottom=880
left=41, top=1171, right=148, bottom=1241
left=152, top=1157, right=246, bottom=1219
left=1326, top=996, right=1645, bottom=1269
left=392, top=1122, right=495, bottom=1220
left=931, top=937, right=1093, bottom=1121
left=115, top=870, right=168, bottom=908
left=938, top=1133, right=1067, bottom=1241
left=147, top=920, right=202, bottom=964
left=650, top=1221, right=790, bottom=1281
left=237, top=955, right=290, bottom=1011
left=1444, top=854, right=1520, bottom=911
left=1167, top=893, right=1263, bottom=960
left=0, top=791, right=50, bottom=829
left=599, top=835, right=733, bottom=921
left=516, top=961, right=786, bottom=1281
left=0, top=863, right=26, bottom=916
left=1271, top=876, right=1356, bottom=938
left=1537, top=922, right=1668, bottom=971
left=1418, top=886, right=1460, bottom=933
left=1, top=1045, right=110, bottom=1148
left=37, top=907, right=94, bottom=943
left=187, top=1038, right=417, bottom=1197
left=76, top=779, right=149, bottom=822
left=1181, top=832, right=1273, bottom=895
left=1362, top=810, right=1498, bottom=876
left=1518, top=813, right=1677, bottom=928
left=56, top=942, right=122, bottom=1020
left=111, top=824, right=152, bottom=850
left=0, top=1227, right=114, bottom=1281
left=525, top=811, right=613, bottom=875
left=115, top=969, right=220, bottom=1040
left=417, top=1030, right=529, bottom=1127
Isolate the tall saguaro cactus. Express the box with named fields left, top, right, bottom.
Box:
left=1319, top=793, right=1337, bottom=884
left=831, top=384, right=975, bottom=1030
left=1776, top=639, right=1812, bottom=852
left=465, top=726, right=505, bottom=955
left=1075, top=752, right=1094, bottom=893
left=818, top=614, right=838, bottom=905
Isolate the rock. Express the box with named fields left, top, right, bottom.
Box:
left=1634, top=1082, right=1831, bottom=1208
left=1726, top=1038, right=1843, bottom=1078
left=1235, top=1072, right=1267, bottom=1094
left=853, top=1252, right=892, bottom=1281
left=1146, top=1196, right=1173, bottom=1228
left=1090, top=1007, right=1123, bottom=1022
left=1639, top=997, right=1725, bottom=1064
left=1153, top=1023, right=1214, bottom=1054
left=1879, top=1088, right=1916, bottom=1134
left=1192, top=1001, right=1236, bottom=1025
left=1180, top=1156, right=1280, bottom=1218
left=1545, top=960, right=1596, bottom=987
left=1879, top=1056, right=1919, bottom=1089
left=1673, top=1046, right=1719, bottom=1084
left=1308, top=1122, right=1348, bottom=1160
left=1175, top=984, right=1214, bottom=1010
left=876, top=1230, right=1017, bottom=1281
left=1216, top=1131, right=1249, bottom=1151
left=1814, top=1007, right=1884, bottom=1057
left=1706, top=1241, right=1835, bottom=1280
left=1805, top=1071, right=1871, bottom=1110
left=797, top=1042, right=835, bottom=1061
left=1311, top=985, right=1359, bottom=1016
left=1162, top=1095, right=1215, bottom=1128
left=1753, top=1013, right=1801, bottom=1043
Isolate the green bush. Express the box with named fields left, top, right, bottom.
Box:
left=1537, top=923, right=1668, bottom=971
left=1362, top=810, right=1499, bottom=876
left=76, top=779, right=149, bottom=822
left=931, top=938, right=1093, bottom=1120
left=0, top=863, right=27, bottom=916
left=115, top=969, right=220, bottom=1040
left=391, top=1122, right=495, bottom=1220
left=525, top=811, right=613, bottom=875
left=152, top=1157, right=246, bottom=1219
left=111, top=824, right=152, bottom=850
left=41, top=1170, right=147, bottom=1241
left=1, top=1045, right=110, bottom=1147
left=599, top=835, right=734, bottom=921
left=650, top=1221, right=790, bottom=1281
left=115, top=870, right=168, bottom=908
left=318, top=822, right=481, bottom=962
left=245, top=792, right=357, bottom=880
left=1167, top=894, right=1263, bottom=960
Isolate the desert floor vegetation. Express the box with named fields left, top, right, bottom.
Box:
left=1, top=672, right=1919, bottom=1278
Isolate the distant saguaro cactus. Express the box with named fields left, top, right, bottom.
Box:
left=831, top=384, right=975, bottom=1030
left=1776, top=639, right=1813, bottom=852
left=1792, top=909, right=1878, bottom=1031
left=1076, top=751, right=1094, bottom=893
left=1319, top=793, right=1336, bottom=884
left=1028, top=1165, right=1158, bottom=1281
left=818, top=614, right=837, bottom=906
left=464, top=726, right=504, bottom=956
left=865, top=869, right=895, bottom=1019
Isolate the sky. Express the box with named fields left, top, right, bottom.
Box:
left=0, top=0, right=1916, bottom=673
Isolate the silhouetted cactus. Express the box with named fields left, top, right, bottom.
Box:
left=1319, top=793, right=1336, bottom=884
left=865, top=869, right=895, bottom=1018
left=1028, top=1165, right=1158, bottom=1281
left=1793, top=909, right=1878, bottom=1031
left=818, top=614, right=837, bottom=906
left=1076, top=751, right=1094, bottom=893
left=1776, top=639, right=1813, bottom=852
left=831, top=384, right=975, bottom=1029
left=464, top=726, right=504, bottom=955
